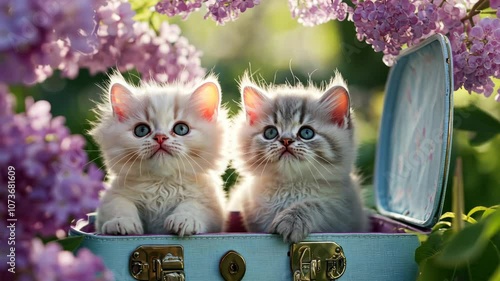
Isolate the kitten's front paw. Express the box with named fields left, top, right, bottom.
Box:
left=270, top=211, right=312, bottom=243
left=164, top=213, right=205, bottom=237
left=101, top=217, right=144, bottom=235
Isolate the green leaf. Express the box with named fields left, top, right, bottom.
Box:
left=468, top=206, right=489, bottom=219
left=439, top=212, right=456, bottom=220
left=40, top=235, right=58, bottom=244
left=436, top=222, right=487, bottom=266
left=483, top=206, right=500, bottom=220
left=466, top=217, right=478, bottom=224
left=489, top=264, right=500, bottom=281
left=130, top=0, right=158, bottom=11
left=416, top=258, right=454, bottom=281
left=431, top=221, right=452, bottom=232
left=483, top=210, right=500, bottom=239
left=468, top=240, right=500, bottom=281
left=470, top=131, right=499, bottom=146
left=56, top=236, right=84, bottom=252
left=454, top=105, right=500, bottom=131
left=436, top=210, right=500, bottom=267
left=453, top=105, right=500, bottom=145
left=404, top=229, right=429, bottom=243
left=130, top=0, right=161, bottom=24
left=150, top=12, right=170, bottom=32
left=437, top=212, right=475, bottom=226
left=415, top=229, right=449, bottom=264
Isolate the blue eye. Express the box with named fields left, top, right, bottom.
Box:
left=173, top=122, right=190, bottom=136
left=134, top=123, right=151, bottom=137
left=298, top=126, right=315, bottom=140
left=263, top=126, right=279, bottom=140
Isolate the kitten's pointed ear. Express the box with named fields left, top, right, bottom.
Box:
left=242, top=85, right=267, bottom=125
left=320, top=85, right=350, bottom=127
left=110, top=83, right=134, bottom=122
left=190, top=81, right=221, bottom=121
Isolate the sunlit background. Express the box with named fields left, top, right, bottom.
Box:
left=10, top=0, right=500, bottom=212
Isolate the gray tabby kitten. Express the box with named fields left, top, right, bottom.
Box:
left=230, top=72, right=368, bottom=242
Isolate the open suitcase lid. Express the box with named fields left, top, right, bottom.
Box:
left=374, top=34, right=454, bottom=229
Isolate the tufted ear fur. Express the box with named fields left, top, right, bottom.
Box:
left=189, top=81, right=221, bottom=121
left=110, top=83, right=135, bottom=122
left=241, top=85, right=267, bottom=125
left=319, top=85, right=350, bottom=127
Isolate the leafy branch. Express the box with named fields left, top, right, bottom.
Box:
left=415, top=158, right=500, bottom=281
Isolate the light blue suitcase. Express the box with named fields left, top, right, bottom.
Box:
left=70, top=34, right=454, bottom=281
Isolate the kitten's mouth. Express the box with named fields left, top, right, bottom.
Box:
left=279, top=149, right=296, bottom=160
left=151, top=147, right=171, bottom=157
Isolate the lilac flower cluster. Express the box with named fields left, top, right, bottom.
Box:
left=0, top=86, right=107, bottom=276
left=346, top=0, right=500, bottom=100
left=452, top=18, right=500, bottom=100
left=155, top=0, right=261, bottom=25
left=90, top=0, right=205, bottom=83
left=0, top=0, right=104, bottom=84
left=0, top=0, right=205, bottom=85
left=80, top=0, right=205, bottom=83
left=288, top=0, right=350, bottom=26
left=435, top=0, right=469, bottom=35
left=156, top=0, right=204, bottom=19
left=352, top=0, right=438, bottom=66
left=27, top=239, right=113, bottom=281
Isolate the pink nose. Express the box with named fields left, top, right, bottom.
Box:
left=280, top=138, right=294, bottom=146
left=153, top=134, right=168, bottom=144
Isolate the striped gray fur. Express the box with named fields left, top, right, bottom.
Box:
left=230, top=72, right=368, bottom=243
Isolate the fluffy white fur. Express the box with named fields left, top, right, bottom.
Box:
left=229, top=72, right=368, bottom=242
left=90, top=72, right=228, bottom=235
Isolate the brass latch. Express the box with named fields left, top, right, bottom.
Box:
left=130, top=245, right=185, bottom=281
left=290, top=242, right=346, bottom=281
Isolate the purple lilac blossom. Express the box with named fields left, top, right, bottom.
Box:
left=349, top=0, right=500, bottom=100
left=351, top=0, right=438, bottom=65
left=492, top=0, right=500, bottom=9
left=0, top=86, right=106, bottom=277
left=79, top=0, right=206, bottom=84
left=0, top=0, right=104, bottom=84
left=155, top=0, right=261, bottom=25
left=28, top=239, right=114, bottom=281
left=288, top=0, right=350, bottom=26
left=205, top=0, right=261, bottom=24
left=435, top=0, right=469, bottom=35
left=155, top=0, right=204, bottom=19
left=0, top=0, right=205, bottom=85
left=451, top=18, right=500, bottom=99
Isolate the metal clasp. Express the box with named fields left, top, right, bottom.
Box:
left=290, top=242, right=346, bottom=281
left=219, top=250, right=246, bottom=281
left=130, top=245, right=185, bottom=281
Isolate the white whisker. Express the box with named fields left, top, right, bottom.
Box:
left=314, top=153, right=337, bottom=167
left=181, top=151, right=205, bottom=172
left=304, top=160, right=320, bottom=188
left=308, top=155, right=336, bottom=177
left=187, top=150, right=213, bottom=167
left=110, top=150, right=140, bottom=178
left=123, top=153, right=142, bottom=186
left=304, top=155, right=330, bottom=183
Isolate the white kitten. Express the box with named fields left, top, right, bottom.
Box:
left=230, top=72, right=368, bottom=242
left=90, top=72, right=228, bottom=236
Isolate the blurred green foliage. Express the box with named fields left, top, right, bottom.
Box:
left=415, top=206, right=500, bottom=281
left=9, top=0, right=500, bottom=217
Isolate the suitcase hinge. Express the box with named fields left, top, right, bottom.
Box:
left=130, top=245, right=185, bottom=281
left=290, top=242, right=346, bottom=281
